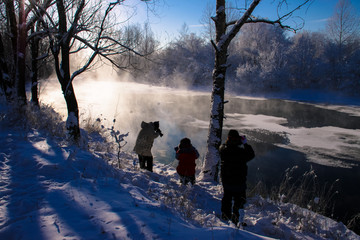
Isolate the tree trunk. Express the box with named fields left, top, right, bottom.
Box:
left=16, top=0, right=27, bottom=104
left=200, top=0, right=227, bottom=182
left=30, top=26, right=40, bottom=106
left=5, top=0, right=17, bottom=66
left=56, top=43, right=81, bottom=141
left=3, top=0, right=17, bottom=101
left=62, top=81, right=80, bottom=142
left=55, top=0, right=81, bottom=142
left=52, top=45, right=81, bottom=141
left=0, top=33, right=13, bottom=102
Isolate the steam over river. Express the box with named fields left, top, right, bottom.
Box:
left=42, top=79, right=360, bottom=224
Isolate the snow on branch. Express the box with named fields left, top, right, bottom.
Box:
left=245, top=17, right=296, bottom=32
left=217, top=0, right=261, bottom=49
left=219, top=0, right=312, bottom=49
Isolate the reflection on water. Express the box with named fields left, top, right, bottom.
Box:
left=42, top=80, right=360, bottom=224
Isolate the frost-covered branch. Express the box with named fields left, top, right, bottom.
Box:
left=219, top=0, right=260, bottom=49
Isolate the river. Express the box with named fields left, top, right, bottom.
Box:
left=41, top=79, right=360, bottom=224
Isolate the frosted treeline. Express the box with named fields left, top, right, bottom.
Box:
left=124, top=23, right=360, bottom=96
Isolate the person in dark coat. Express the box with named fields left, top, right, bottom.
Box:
left=219, top=129, right=255, bottom=226
left=175, top=138, right=199, bottom=185
left=133, top=121, right=163, bottom=172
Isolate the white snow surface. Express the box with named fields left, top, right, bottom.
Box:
left=0, top=103, right=359, bottom=240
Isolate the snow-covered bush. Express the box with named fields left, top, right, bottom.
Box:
left=4, top=103, right=66, bottom=139
left=108, top=119, right=129, bottom=168
left=153, top=183, right=200, bottom=221
left=272, top=166, right=339, bottom=217
left=81, top=115, right=129, bottom=168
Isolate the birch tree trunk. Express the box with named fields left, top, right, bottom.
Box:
left=200, top=0, right=227, bottom=182
left=200, top=0, right=261, bottom=182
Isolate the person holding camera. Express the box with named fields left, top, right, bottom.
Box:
left=133, top=121, right=163, bottom=172
left=219, top=129, right=255, bottom=226
left=174, top=138, right=199, bottom=186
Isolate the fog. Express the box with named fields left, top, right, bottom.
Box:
left=40, top=74, right=212, bottom=164
left=39, top=73, right=360, bottom=168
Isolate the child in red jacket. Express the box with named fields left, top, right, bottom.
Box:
left=175, top=138, right=200, bottom=185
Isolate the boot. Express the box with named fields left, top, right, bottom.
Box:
left=231, top=213, right=239, bottom=225
left=238, top=209, right=247, bottom=227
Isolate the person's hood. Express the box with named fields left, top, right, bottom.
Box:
left=141, top=121, right=154, bottom=130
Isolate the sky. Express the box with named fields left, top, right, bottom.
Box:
left=120, top=0, right=360, bottom=43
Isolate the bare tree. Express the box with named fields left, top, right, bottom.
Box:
left=30, top=23, right=41, bottom=106
left=114, top=23, right=157, bottom=74
left=29, top=0, right=55, bottom=106
left=39, top=0, right=150, bottom=141
left=0, top=0, right=53, bottom=104
left=200, top=0, right=313, bottom=182
left=327, top=0, right=359, bottom=47
left=326, top=0, right=360, bottom=88
left=1, top=0, right=17, bottom=101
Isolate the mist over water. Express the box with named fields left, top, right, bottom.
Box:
left=40, top=77, right=212, bottom=164
left=41, top=77, right=360, bottom=223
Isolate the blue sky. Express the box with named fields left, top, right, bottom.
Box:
left=123, top=0, right=360, bottom=42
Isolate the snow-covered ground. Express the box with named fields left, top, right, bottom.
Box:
left=0, top=100, right=359, bottom=239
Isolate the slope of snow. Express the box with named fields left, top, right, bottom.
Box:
left=0, top=102, right=359, bottom=240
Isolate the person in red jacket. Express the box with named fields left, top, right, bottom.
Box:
left=175, top=138, right=199, bottom=185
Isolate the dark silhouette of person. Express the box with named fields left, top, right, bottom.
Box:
left=133, top=121, right=163, bottom=172
left=219, top=129, right=255, bottom=226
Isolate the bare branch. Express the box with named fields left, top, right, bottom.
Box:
left=27, top=0, right=54, bottom=31
left=219, top=0, right=261, bottom=49
left=276, top=0, right=313, bottom=23
left=66, top=0, right=86, bottom=44
left=98, top=36, right=144, bottom=57
left=211, top=39, right=220, bottom=52
left=28, top=0, right=57, bottom=30
left=69, top=50, right=97, bottom=82
left=245, top=17, right=296, bottom=32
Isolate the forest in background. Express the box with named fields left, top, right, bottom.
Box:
left=119, top=21, right=360, bottom=96
left=1, top=0, right=359, bottom=102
